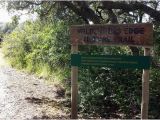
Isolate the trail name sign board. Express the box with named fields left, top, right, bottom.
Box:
left=70, top=23, right=153, bottom=47
left=70, top=23, right=153, bottom=119
left=71, top=54, right=151, bottom=69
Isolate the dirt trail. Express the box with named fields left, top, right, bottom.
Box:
left=0, top=49, right=69, bottom=119
left=0, top=49, right=8, bottom=67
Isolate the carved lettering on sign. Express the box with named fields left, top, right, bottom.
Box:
left=70, top=23, right=153, bottom=47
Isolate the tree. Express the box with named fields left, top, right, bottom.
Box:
left=6, top=1, right=160, bottom=23
left=5, top=1, right=160, bottom=57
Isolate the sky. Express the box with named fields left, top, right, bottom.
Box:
left=0, top=7, right=11, bottom=23
left=0, top=4, right=37, bottom=24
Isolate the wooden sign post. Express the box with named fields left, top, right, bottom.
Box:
left=141, top=48, right=150, bottom=119
left=70, top=23, right=153, bottom=119
left=71, top=45, right=78, bottom=119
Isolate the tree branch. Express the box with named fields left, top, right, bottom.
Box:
left=102, top=1, right=160, bottom=22
left=39, top=2, right=56, bottom=17
left=63, top=1, right=101, bottom=24
left=107, top=9, right=118, bottom=23
left=62, top=1, right=89, bottom=23
left=25, top=1, right=43, bottom=6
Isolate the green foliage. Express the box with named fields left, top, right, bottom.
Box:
left=149, top=68, right=160, bottom=118
left=78, top=47, right=142, bottom=118
left=2, top=18, right=160, bottom=119
left=3, top=20, right=70, bottom=83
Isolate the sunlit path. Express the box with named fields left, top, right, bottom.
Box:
left=0, top=49, right=9, bottom=67
left=0, top=49, right=69, bottom=119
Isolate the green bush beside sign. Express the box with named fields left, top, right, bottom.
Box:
left=71, top=54, right=151, bottom=69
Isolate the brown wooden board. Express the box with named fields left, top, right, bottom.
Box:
left=70, top=23, right=153, bottom=47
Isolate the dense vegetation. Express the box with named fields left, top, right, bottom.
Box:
left=1, top=1, right=160, bottom=119
left=3, top=20, right=71, bottom=82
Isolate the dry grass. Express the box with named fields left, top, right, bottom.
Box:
left=0, top=48, right=9, bottom=67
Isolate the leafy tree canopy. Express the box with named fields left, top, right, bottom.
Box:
left=4, top=1, right=160, bottom=24
left=5, top=1, right=160, bottom=66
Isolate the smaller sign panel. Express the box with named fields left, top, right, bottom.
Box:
left=71, top=54, right=151, bottom=69
left=70, top=23, right=153, bottom=47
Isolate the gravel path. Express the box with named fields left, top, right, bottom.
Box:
left=0, top=49, right=69, bottom=120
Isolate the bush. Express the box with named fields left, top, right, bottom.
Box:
left=3, top=20, right=70, bottom=83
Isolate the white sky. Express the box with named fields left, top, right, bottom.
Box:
left=0, top=7, right=11, bottom=23
left=0, top=4, right=37, bottom=24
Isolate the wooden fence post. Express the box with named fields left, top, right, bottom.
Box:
left=71, top=45, right=78, bottom=119
left=141, top=47, right=150, bottom=119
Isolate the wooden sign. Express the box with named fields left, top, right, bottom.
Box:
left=70, top=23, right=153, bottom=119
left=70, top=23, right=153, bottom=47
left=71, top=54, right=151, bottom=69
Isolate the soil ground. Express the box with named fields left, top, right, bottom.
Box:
left=0, top=49, right=70, bottom=119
